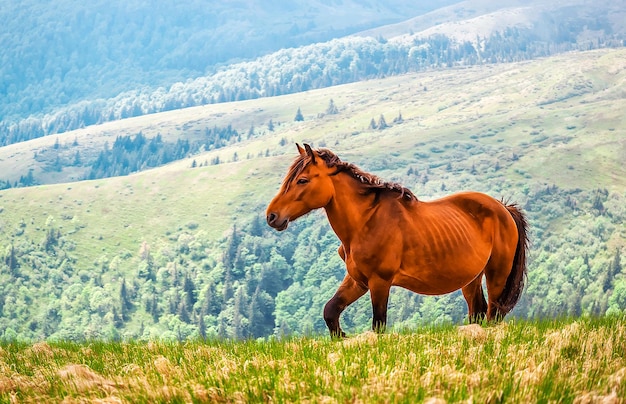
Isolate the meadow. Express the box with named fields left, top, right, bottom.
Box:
left=1, top=316, right=624, bottom=403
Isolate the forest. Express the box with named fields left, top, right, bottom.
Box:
left=85, top=126, right=241, bottom=180
left=0, top=0, right=454, bottom=131
left=2, top=13, right=624, bottom=147
left=0, top=125, right=243, bottom=189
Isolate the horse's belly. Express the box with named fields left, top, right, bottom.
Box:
left=393, top=264, right=483, bottom=295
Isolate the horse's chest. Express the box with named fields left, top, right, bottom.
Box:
left=344, top=244, right=398, bottom=283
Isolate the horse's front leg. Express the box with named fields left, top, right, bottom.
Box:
left=369, top=277, right=392, bottom=333
left=324, top=274, right=368, bottom=338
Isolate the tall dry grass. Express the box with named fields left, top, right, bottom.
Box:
left=1, top=316, right=625, bottom=403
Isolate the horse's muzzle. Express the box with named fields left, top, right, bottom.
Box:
left=266, top=212, right=289, bottom=231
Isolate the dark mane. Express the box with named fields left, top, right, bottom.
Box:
left=284, top=148, right=416, bottom=201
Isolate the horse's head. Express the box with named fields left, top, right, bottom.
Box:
left=266, top=144, right=335, bottom=231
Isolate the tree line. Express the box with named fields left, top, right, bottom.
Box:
left=2, top=19, right=624, bottom=146
left=0, top=125, right=241, bottom=189
left=86, top=126, right=239, bottom=180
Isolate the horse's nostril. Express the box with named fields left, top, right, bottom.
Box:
left=267, top=213, right=277, bottom=225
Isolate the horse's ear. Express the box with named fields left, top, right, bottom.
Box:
left=304, top=143, right=316, bottom=165
left=296, top=143, right=305, bottom=156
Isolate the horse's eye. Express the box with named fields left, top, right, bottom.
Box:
left=297, top=178, right=309, bottom=185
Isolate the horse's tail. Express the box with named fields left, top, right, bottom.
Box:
left=497, top=203, right=529, bottom=316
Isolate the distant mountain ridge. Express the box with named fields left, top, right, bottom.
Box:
left=2, top=0, right=624, bottom=155
left=356, top=0, right=626, bottom=43
left=0, top=0, right=458, bottom=124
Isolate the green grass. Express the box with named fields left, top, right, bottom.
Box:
left=1, top=316, right=625, bottom=403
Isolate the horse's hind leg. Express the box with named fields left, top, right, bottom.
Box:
left=484, top=251, right=516, bottom=321
left=324, top=274, right=368, bottom=338
left=461, top=272, right=487, bottom=323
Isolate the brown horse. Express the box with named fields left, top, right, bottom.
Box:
left=266, top=144, right=529, bottom=337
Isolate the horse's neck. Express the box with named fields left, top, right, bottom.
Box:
left=324, top=174, right=377, bottom=246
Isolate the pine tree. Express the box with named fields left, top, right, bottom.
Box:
left=178, top=300, right=191, bottom=323
left=249, top=214, right=264, bottom=237
left=294, top=107, right=304, bottom=122
left=606, top=249, right=623, bottom=292
left=6, top=245, right=18, bottom=274
left=150, top=295, right=160, bottom=323
left=377, top=114, right=388, bottom=130
left=120, top=278, right=133, bottom=320
left=198, top=313, right=207, bottom=340
left=232, top=287, right=247, bottom=339
left=326, top=99, right=339, bottom=115
left=223, top=225, right=240, bottom=270
left=612, top=249, right=623, bottom=276
left=73, top=151, right=81, bottom=166
left=183, top=275, right=197, bottom=308
left=218, top=316, right=227, bottom=339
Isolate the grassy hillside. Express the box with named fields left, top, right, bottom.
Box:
left=0, top=47, right=624, bottom=265
left=1, top=316, right=625, bottom=402
left=0, top=49, right=625, bottom=340
left=1, top=48, right=625, bottom=219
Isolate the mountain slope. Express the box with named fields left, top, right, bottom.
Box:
left=0, top=0, right=459, bottom=124
left=357, top=0, right=626, bottom=43
left=3, top=0, right=624, bottom=149
left=1, top=48, right=624, bottom=190
left=0, top=49, right=625, bottom=340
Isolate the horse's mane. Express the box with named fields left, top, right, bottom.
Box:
left=284, top=148, right=416, bottom=202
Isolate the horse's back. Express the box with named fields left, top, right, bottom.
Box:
left=422, top=191, right=515, bottom=229
left=386, top=191, right=518, bottom=294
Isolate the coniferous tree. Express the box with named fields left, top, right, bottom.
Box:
left=326, top=99, right=339, bottom=115
left=120, top=278, right=133, bottom=320
left=232, top=287, right=247, bottom=339
left=377, top=114, right=388, bottom=130
left=183, top=275, right=197, bottom=308
left=198, top=313, right=207, bottom=340
left=249, top=214, right=264, bottom=237
left=605, top=249, right=623, bottom=291
left=294, top=107, right=304, bottom=122
left=150, top=295, right=160, bottom=323
left=6, top=245, right=18, bottom=274
left=178, top=300, right=191, bottom=323
left=611, top=249, right=622, bottom=276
